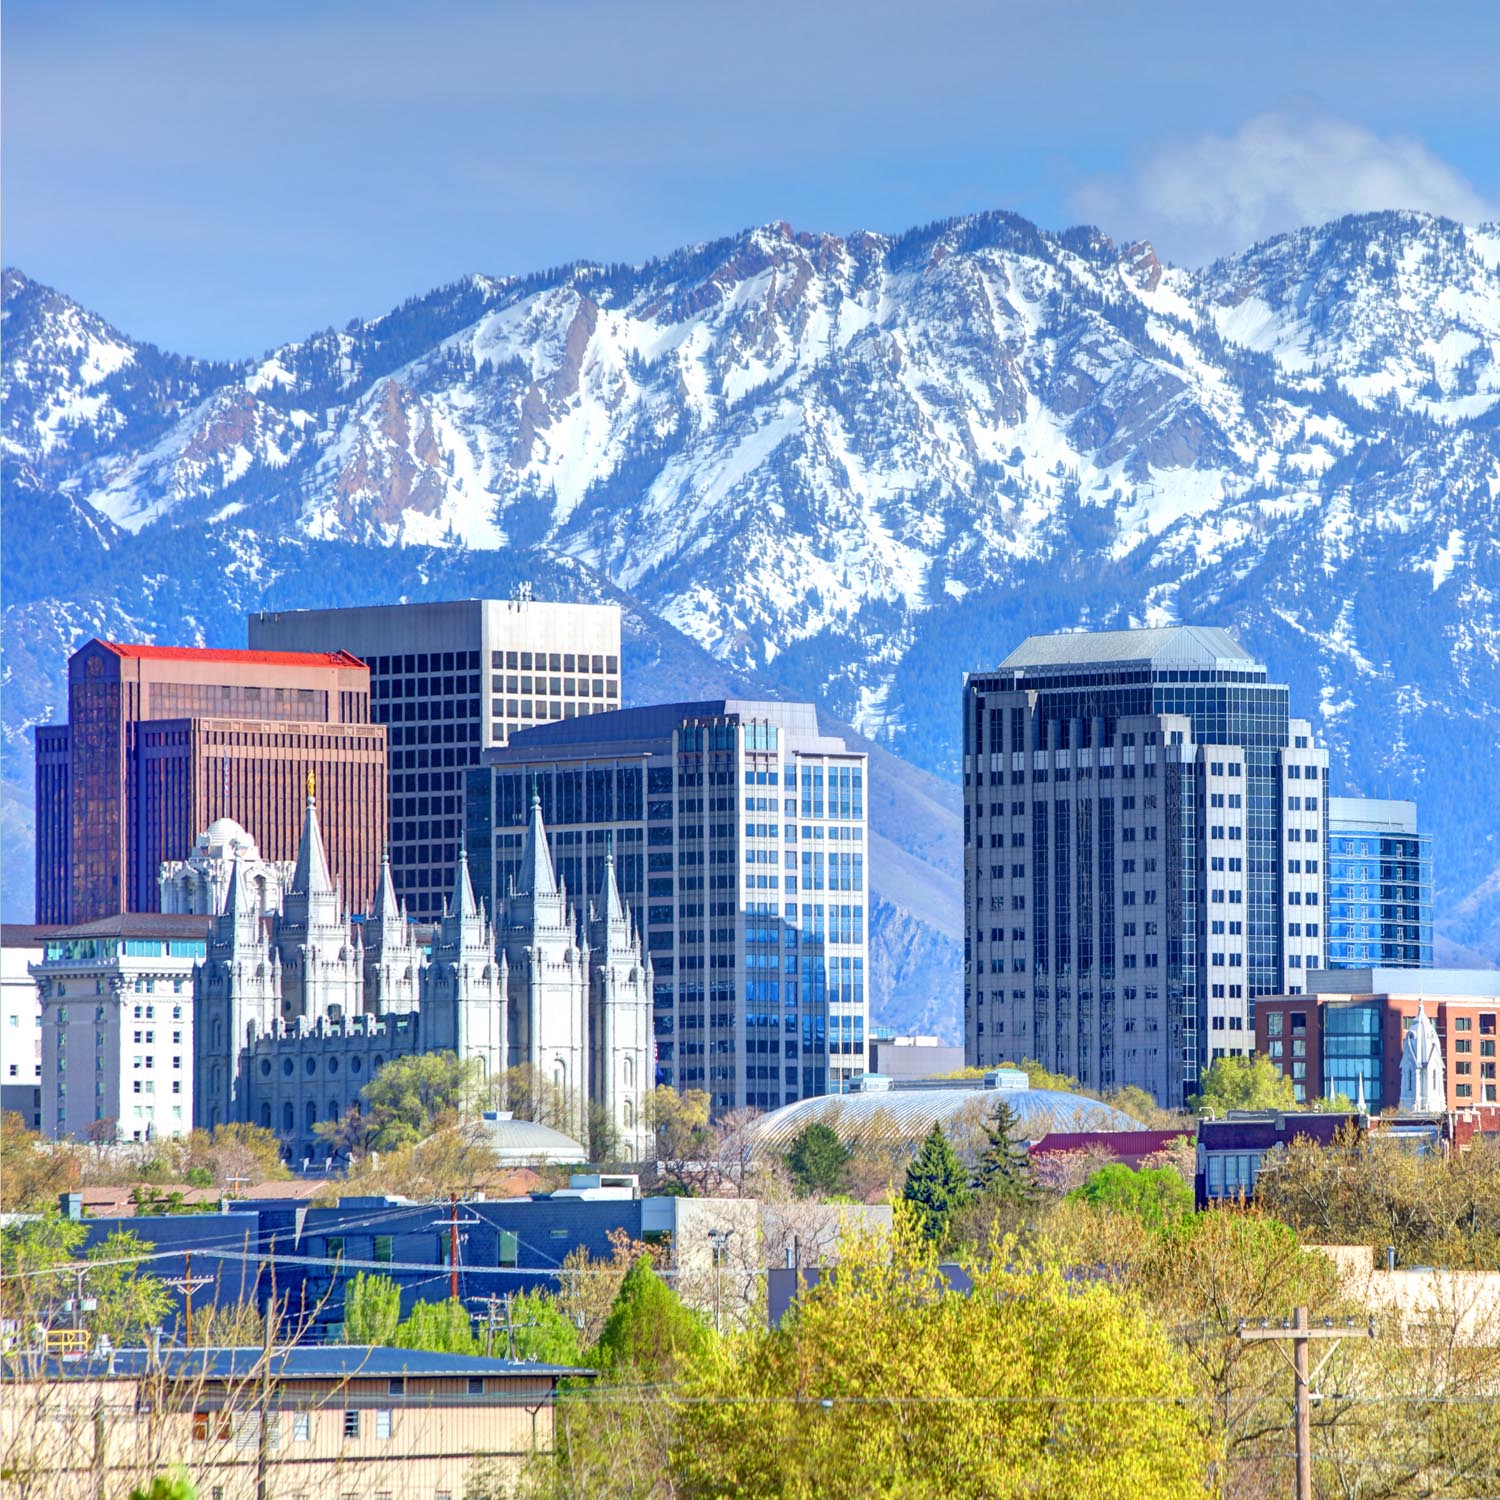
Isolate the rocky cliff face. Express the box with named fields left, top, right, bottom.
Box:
left=6, top=207, right=1499, bottom=1037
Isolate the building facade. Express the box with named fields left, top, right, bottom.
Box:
left=195, top=786, right=653, bottom=1161
left=467, top=700, right=870, bottom=1114
left=2, top=925, right=53, bottom=1127
left=34, top=640, right=386, bottom=923
left=963, top=626, right=1328, bottom=1108
left=30, top=915, right=210, bottom=1141
left=1325, top=797, right=1433, bottom=969
left=1255, top=969, right=1500, bottom=1110
left=248, top=598, right=622, bottom=920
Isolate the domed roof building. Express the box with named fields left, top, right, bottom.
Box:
left=159, top=818, right=294, bottom=917
left=477, top=1111, right=588, bottom=1166
left=746, top=1070, right=1136, bottom=1159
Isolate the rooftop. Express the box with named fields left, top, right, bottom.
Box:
left=1327, top=797, right=1420, bottom=834
left=40, top=914, right=213, bottom=942
left=998, top=625, right=1258, bottom=673
left=1301, top=968, right=1500, bottom=998
left=490, top=698, right=849, bottom=755
left=3, top=1345, right=593, bottom=1384
left=94, top=641, right=368, bottom=670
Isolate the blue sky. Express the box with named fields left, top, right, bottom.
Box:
left=5, top=0, right=1498, bottom=359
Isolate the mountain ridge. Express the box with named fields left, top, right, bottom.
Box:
left=6, top=205, right=1500, bottom=1041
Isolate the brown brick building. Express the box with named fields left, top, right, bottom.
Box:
left=1255, top=969, right=1500, bottom=1111
left=34, top=641, right=386, bottom=923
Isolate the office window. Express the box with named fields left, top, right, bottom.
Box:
left=375, top=1409, right=392, bottom=1439
left=294, top=1413, right=311, bottom=1442
left=343, top=1410, right=361, bottom=1439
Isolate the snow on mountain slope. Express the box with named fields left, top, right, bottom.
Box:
left=6, top=206, right=1500, bottom=1028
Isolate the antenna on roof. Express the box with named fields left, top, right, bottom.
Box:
left=511, top=581, right=533, bottom=606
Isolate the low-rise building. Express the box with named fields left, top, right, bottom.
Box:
left=1195, top=1111, right=1359, bottom=1207
left=868, top=1032, right=965, bottom=1080
left=1255, top=969, right=1500, bottom=1110
left=0, top=1344, right=588, bottom=1500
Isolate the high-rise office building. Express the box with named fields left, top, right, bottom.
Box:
left=963, top=626, right=1327, bottom=1108
left=248, top=599, right=622, bottom=920
left=466, top=700, right=870, bottom=1114
left=33, top=641, right=386, bottom=923
left=1325, top=798, right=1433, bottom=969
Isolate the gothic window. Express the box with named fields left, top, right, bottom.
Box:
left=624, top=1056, right=635, bottom=1089
left=623, top=1099, right=634, bottom=1129
left=261, top=1104, right=271, bottom=1128
left=306, top=1101, right=317, bottom=1130
left=283, top=1103, right=294, bottom=1133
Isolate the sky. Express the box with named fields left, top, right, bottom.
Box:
left=5, top=0, right=1499, bottom=360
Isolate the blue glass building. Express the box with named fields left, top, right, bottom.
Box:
left=1326, top=798, right=1433, bottom=969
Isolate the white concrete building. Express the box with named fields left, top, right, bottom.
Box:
left=2, top=926, right=50, bottom=1128
left=31, top=916, right=209, bottom=1142
left=157, top=816, right=292, bottom=916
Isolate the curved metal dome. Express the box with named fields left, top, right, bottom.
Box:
left=477, top=1111, right=588, bottom=1166
left=747, top=1086, right=1136, bottom=1156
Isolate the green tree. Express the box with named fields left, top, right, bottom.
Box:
left=1068, top=1164, right=1192, bottom=1232
left=84, top=1229, right=175, bottom=1346
left=669, top=1222, right=1213, bottom=1499
left=592, top=1255, right=714, bottom=1381
left=506, top=1289, right=583, bottom=1365
left=359, top=1052, right=485, bottom=1150
left=971, top=1101, right=1036, bottom=1203
left=342, top=1271, right=402, bottom=1345
left=393, top=1296, right=479, bottom=1354
left=128, top=1470, right=195, bottom=1500
left=1190, top=1054, right=1297, bottom=1115
left=784, top=1122, right=851, bottom=1197
left=902, top=1124, right=972, bottom=1247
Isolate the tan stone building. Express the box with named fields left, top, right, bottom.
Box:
left=0, top=1344, right=588, bottom=1500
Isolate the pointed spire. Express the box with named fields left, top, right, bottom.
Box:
left=598, top=834, right=626, bottom=927
left=372, top=847, right=400, bottom=922
left=451, top=843, right=480, bottom=923
left=290, top=780, right=335, bottom=901
left=1355, top=1070, right=1368, bottom=1115
left=515, top=781, right=558, bottom=898
left=226, top=851, right=256, bottom=919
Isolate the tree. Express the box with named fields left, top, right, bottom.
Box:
left=592, top=1255, right=714, bottom=1381
left=176, top=1123, right=289, bottom=1187
left=784, top=1122, right=850, bottom=1197
left=1067, top=1164, right=1192, bottom=1233
left=1190, top=1054, right=1296, bottom=1115
left=558, top=1226, right=657, bottom=1350
left=83, top=1229, right=175, bottom=1347
left=337, top=1122, right=502, bottom=1199
left=360, top=1052, right=484, bottom=1150
left=669, top=1222, right=1213, bottom=1499
left=971, top=1101, right=1036, bottom=1203
left=902, top=1124, right=971, bottom=1247
left=393, top=1296, right=479, bottom=1354
left=1106, top=1086, right=1189, bottom=1130
left=0, top=1110, right=80, bottom=1211
left=645, top=1086, right=715, bottom=1192
left=506, top=1289, right=583, bottom=1365
left=342, top=1271, right=402, bottom=1345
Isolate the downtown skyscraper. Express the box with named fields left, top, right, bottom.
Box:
left=963, top=626, right=1327, bottom=1107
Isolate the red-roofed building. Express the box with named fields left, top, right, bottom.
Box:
left=1029, top=1128, right=1189, bottom=1172
left=35, top=638, right=386, bottom=922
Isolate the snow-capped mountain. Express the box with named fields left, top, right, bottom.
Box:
left=6, top=207, right=1500, bottom=1037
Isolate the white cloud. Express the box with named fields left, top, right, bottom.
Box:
left=1071, top=108, right=1499, bottom=265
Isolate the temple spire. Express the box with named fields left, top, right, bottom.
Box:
left=450, top=842, right=480, bottom=923
left=290, top=779, right=334, bottom=899
left=515, top=781, right=558, bottom=898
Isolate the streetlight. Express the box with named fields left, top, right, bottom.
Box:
left=707, top=1228, right=734, bottom=1334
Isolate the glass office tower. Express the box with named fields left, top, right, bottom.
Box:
left=467, top=700, right=869, bottom=1114
left=963, top=626, right=1327, bottom=1108
left=1326, top=798, right=1433, bottom=969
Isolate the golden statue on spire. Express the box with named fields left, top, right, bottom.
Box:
left=306, top=769, right=316, bottom=799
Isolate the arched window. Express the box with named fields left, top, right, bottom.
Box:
left=623, top=1099, right=634, bottom=1129
left=329, top=1100, right=339, bottom=1120
left=261, top=1103, right=271, bottom=1128
left=283, top=1103, right=294, bottom=1133
left=624, top=1056, right=635, bottom=1089
left=305, top=1101, right=317, bottom=1130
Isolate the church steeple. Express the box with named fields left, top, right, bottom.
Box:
left=515, top=782, right=559, bottom=899
left=1399, top=998, right=1445, bottom=1113
left=283, top=772, right=339, bottom=930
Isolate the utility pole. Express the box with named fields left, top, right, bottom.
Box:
left=449, top=1193, right=460, bottom=1300
left=163, top=1252, right=212, bottom=1344
left=707, top=1229, right=733, bottom=1335
left=1238, top=1307, right=1376, bottom=1500
left=256, top=1292, right=277, bottom=1500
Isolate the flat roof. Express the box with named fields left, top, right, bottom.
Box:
left=4, top=1345, right=594, bottom=1383
left=96, top=641, right=367, bottom=670
left=998, top=624, right=1258, bottom=672
left=488, top=699, right=852, bottom=757
left=1327, top=797, right=1419, bottom=833
left=1300, top=968, right=1500, bottom=998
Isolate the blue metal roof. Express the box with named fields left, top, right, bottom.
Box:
left=6, top=1345, right=594, bottom=1382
